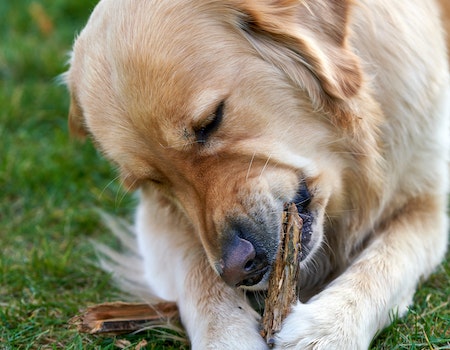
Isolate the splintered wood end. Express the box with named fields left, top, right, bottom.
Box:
left=70, top=301, right=179, bottom=335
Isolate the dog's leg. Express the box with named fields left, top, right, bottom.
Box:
left=275, top=193, right=448, bottom=349
left=179, top=253, right=268, bottom=349
left=135, top=189, right=268, bottom=350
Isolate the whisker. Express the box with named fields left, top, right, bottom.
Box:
left=99, top=173, right=122, bottom=199
left=259, top=153, right=273, bottom=179
left=246, top=152, right=256, bottom=181
left=115, top=179, right=134, bottom=208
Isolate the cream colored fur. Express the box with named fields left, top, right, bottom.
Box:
left=65, top=0, right=449, bottom=349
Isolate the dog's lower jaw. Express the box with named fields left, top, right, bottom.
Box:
left=239, top=270, right=271, bottom=291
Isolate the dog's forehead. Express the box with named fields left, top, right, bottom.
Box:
left=97, top=4, right=244, bottom=146
left=116, top=54, right=238, bottom=151
left=70, top=0, right=254, bottom=164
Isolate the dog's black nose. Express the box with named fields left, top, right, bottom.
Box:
left=220, top=235, right=269, bottom=287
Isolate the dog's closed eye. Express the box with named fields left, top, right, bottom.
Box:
left=195, top=101, right=224, bottom=144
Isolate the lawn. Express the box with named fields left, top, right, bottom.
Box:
left=0, top=0, right=449, bottom=349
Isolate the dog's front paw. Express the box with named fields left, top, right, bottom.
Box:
left=274, top=299, right=372, bottom=350
left=188, top=302, right=268, bottom=350
left=201, top=325, right=268, bottom=350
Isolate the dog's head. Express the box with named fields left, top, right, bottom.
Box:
left=66, top=0, right=381, bottom=289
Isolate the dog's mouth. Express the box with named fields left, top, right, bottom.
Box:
left=239, top=211, right=314, bottom=290
left=298, top=211, right=314, bottom=260
left=251, top=182, right=317, bottom=289
left=237, top=265, right=270, bottom=287
left=219, top=182, right=317, bottom=290
left=292, top=182, right=315, bottom=261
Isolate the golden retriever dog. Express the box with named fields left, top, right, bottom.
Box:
left=65, top=0, right=449, bottom=348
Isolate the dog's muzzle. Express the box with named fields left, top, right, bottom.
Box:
left=218, top=182, right=314, bottom=288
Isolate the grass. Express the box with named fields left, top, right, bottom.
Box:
left=0, top=0, right=448, bottom=349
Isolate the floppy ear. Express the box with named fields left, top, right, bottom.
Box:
left=60, top=62, right=88, bottom=138
left=67, top=87, right=88, bottom=138
left=235, top=0, right=362, bottom=107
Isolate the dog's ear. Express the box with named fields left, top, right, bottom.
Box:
left=61, top=63, right=88, bottom=138
left=235, top=0, right=362, bottom=105
left=67, top=88, right=88, bottom=139
left=61, top=67, right=89, bottom=139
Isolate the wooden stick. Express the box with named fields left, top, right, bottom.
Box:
left=70, top=301, right=179, bottom=335
left=260, top=203, right=303, bottom=347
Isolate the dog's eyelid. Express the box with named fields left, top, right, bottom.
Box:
left=134, top=168, right=166, bottom=186
left=194, top=100, right=225, bottom=144
left=147, top=173, right=167, bottom=186
left=147, top=177, right=161, bottom=184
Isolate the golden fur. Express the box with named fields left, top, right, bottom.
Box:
left=66, top=0, right=449, bottom=348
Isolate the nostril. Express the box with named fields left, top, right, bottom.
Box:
left=244, top=259, right=255, bottom=271
left=220, top=237, right=256, bottom=286
left=220, top=236, right=271, bottom=287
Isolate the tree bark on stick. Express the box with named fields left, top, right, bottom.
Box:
left=70, top=301, right=179, bottom=335
left=260, top=203, right=303, bottom=347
